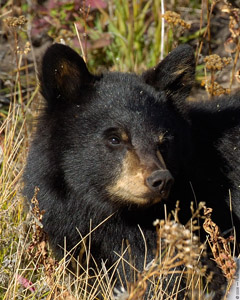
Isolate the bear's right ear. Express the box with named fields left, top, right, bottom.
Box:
left=142, top=44, right=195, bottom=103
left=40, top=43, right=94, bottom=106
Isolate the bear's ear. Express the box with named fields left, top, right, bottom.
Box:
left=142, top=44, right=195, bottom=101
left=40, top=43, right=94, bottom=106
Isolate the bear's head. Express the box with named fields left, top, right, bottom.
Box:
left=38, top=43, right=195, bottom=208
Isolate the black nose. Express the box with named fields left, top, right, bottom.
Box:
left=146, top=170, right=174, bottom=197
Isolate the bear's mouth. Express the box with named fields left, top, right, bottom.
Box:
left=110, top=189, right=170, bottom=206
left=146, top=189, right=171, bottom=205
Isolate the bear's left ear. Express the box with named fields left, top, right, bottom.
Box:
left=40, top=43, right=95, bottom=107
left=142, top=44, right=195, bottom=102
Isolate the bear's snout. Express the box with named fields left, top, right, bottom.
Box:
left=146, top=169, right=174, bottom=198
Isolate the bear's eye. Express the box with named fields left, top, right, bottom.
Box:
left=108, top=136, right=121, bottom=146
left=158, top=134, right=174, bottom=154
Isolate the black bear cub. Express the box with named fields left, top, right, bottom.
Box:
left=23, top=43, right=240, bottom=292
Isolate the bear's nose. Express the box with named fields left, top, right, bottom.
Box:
left=146, top=170, right=174, bottom=197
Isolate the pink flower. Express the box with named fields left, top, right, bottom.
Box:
left=17, top=275, right=35, bottom=293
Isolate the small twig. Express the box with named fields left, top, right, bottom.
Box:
left=74, top=22, right=86, bottom=62
left=160, top=0, right=165, bottom=61
left=230, top=38, right=240, bottom=90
